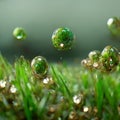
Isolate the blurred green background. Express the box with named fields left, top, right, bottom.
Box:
left=0, top=0, right=120, bottom=62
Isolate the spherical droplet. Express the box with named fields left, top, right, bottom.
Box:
left=107, top=17, right=120, bottom=36
left=31, top=56, right=49, bottom=78
left=100, top=45, right=119, bottom=71
left=52, top=27, right=75, bottom=51
left=81, top=58, right=93, bottom=69
left=0, top=80, right=6, bottom=88
left=88, top=50, right=100, bottom=62
left=10, top=85, right=17, bottom=93
left=73, top=94, right=83, bottom=105
left=83, top=106, right=89, bottom=112
left=68, top=111, right=78, bottom=120
left=13, top=27, right=26, bottom=40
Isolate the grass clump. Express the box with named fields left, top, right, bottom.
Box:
left=0, top=54, right=120, bottom=120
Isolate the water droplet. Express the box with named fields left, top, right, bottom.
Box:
left=43, top=77, right=53, bottom=84
left=10, top=85, right=17, bottom=93
left=68, top=111, right=78, bottom=120
left=81, top=58, right=93, bottom=69
left=13, top=27, right=26, bottom=40
left=0, top=80, right=6, bottom=88
left=93, top=62, right=99, bottom=68
left=100, top=45, right=119, bottom=71
left=31, top=56, right=49, bottom=78
left=52, top=27, right=75, bottom=51
left=107, top=17, right=120, bottom=36
left=88, top=50, right=100, bottom=62
left=73, top=94, right=83, bottom=105
left=43, top=78, right=49, bottom=84
left=83, top=106, right=89, bottom=112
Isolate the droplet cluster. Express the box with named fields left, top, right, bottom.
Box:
left=81, top=45, right=119, bottom=72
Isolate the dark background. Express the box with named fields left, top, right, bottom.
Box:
left=0, top=0, right=120, bottom=62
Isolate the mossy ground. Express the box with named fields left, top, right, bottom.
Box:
left=0, top=54, right=120, bottom=120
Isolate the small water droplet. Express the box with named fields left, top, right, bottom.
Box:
left=73, top=94, right=83, bottom=105
left=43, top=77, right=50, bottom=84
left=107, top=17, right=120, bottom=36
left=10, top=85, right=17, bottom=93
left=68, top=111, right=78, bottom=120
left=83, top=106, right=89, bottom=112
left=93, top=62, right=99, bottom=68
left=13, top=27, right=26, bottom=40
left=0, top=80, right=6, bottom=88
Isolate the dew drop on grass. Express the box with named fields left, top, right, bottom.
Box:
left=83, top=106, right=89, bottom=112
left=43, top=77, right=50, bottom=84
left=73, top=94, right=83, bottom=105
left=10, top=85, right=17, bottom=93
left=68, top=111, right=78, bottom=120
left=0, top=80, right=6, bottom=88
left=31, top=56, right=49, bottom=78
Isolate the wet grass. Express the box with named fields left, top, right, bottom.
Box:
left=0, top=54, right=120, bottom=120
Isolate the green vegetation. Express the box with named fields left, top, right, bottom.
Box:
left=0, top=54, right=120, bottom=120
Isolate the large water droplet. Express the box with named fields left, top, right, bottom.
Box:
left=52, top=27, right=75, bottom=51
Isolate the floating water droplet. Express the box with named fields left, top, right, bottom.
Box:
left=52, top=27, right=75, bottom=51
left=13, top=27, right=26, bottom=40
left=31, top=56, right=49, bottom=78
left=43, top=78, right=49, bottom=84
left=107, top=17, right=120, bottom=36
left=0, top=80, right=6, bottom=88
